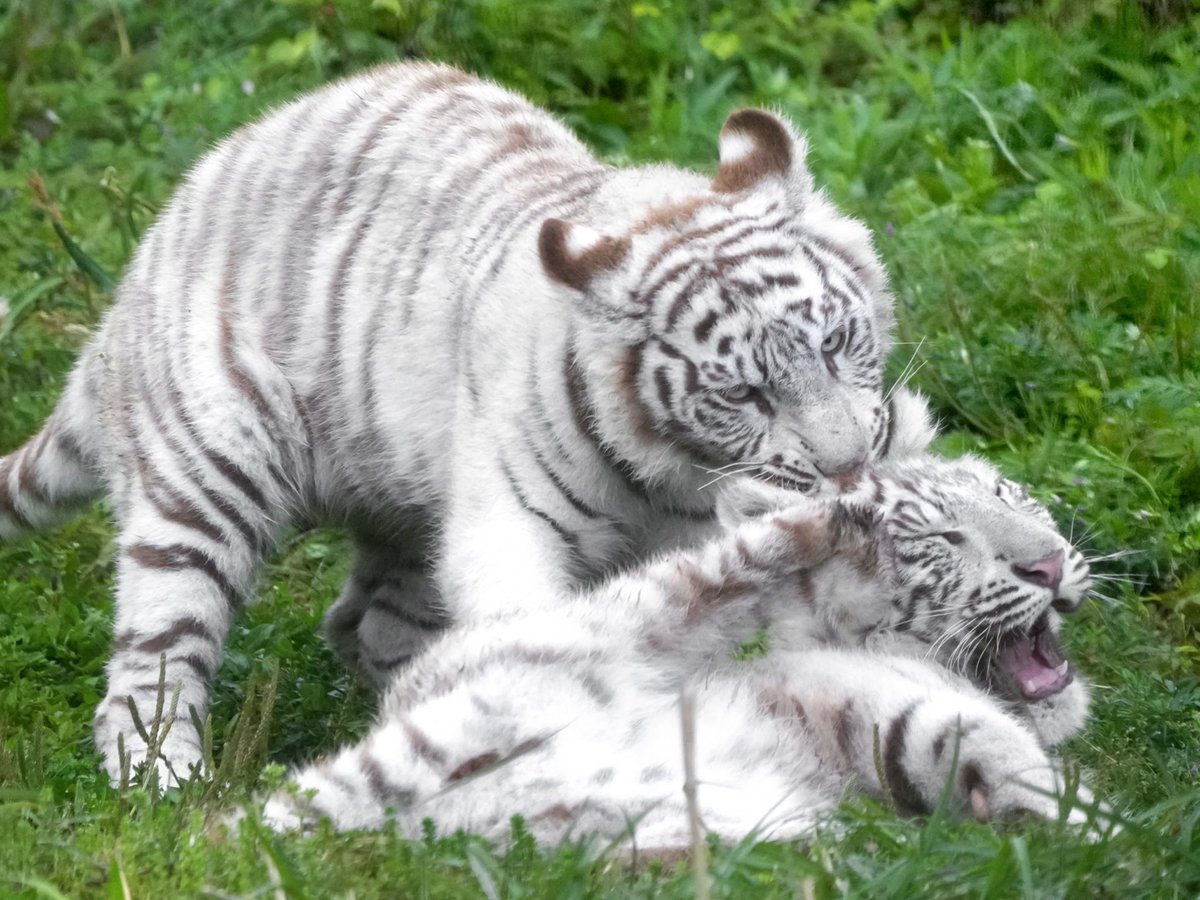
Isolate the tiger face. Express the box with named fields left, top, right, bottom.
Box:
left=538, top=109, right=893, bottom=492
left=865, top=456, right=1092, bottom=703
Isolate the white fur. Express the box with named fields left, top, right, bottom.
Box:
left=0, top=63, right=899, bottom=782
left=265, top=449, right=1100, bottom=846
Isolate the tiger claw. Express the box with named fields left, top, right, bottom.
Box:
left=970, top=785, right=990, bottom=821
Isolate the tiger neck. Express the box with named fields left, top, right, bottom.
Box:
left=565, top=335, right=716, bottom=516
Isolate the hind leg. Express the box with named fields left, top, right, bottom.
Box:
left=323, top=533, right=449, bottom=690
left=0, top=351, right=104, bottom=538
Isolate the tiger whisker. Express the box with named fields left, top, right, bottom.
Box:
left=923, top=617, right=972, bottom=666
left=692, top=459, right=769, bottom=475
left=892, top=607, right=955, bottom=629
left=697, top=465, right=770, bottom=491
left=1087, top=590, right=1120, bottom=607
left=950, top=622, right=988, bottom=677
left=882, top=337, right=927, bottom=405
left=1084, top=550, right=1141, bottom=564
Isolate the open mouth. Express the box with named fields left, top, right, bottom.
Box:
left=995, top=613, right=1073, bottom=701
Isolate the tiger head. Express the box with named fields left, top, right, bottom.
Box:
left=719, top=394, right=1093, bottom=743
left=842, top=453, right=1095, bottom=744
left=538, top=108, right=893, bottom=494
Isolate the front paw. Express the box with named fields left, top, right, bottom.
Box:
left=95, top=703, right=204, bottom=788
left=893, top=700, right=1101, bottom=829
left=962, top=756, right=1089, bottom=824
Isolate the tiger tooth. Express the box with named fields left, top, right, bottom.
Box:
left=1055, top=661, right=1069, bottom=676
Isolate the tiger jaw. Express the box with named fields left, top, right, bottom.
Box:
left=874, top=533, right=1085, bottom=704
left=993, top=613, right=1074, bottom=700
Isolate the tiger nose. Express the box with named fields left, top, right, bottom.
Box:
left=818, top=462, right=864, bottom=492
left=1011, top=550, right=1064, bottom=592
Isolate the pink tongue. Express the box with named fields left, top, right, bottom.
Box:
left=1014, top=660, right=1070, bottom=697
left=997, top=634, right=1072, bottom=700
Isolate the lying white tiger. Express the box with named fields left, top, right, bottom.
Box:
left=0, top=63, right=898, bottom=780
left=264, top=440, right=1097, bottom=846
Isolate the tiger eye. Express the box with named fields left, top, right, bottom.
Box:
left=821, top=327, right=846, bottom=354
left=720, top=385, right=758, bottom=403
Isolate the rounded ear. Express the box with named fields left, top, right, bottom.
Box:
left=715, top=476, right=810, bottom=529
left=538, top=218, right=631, bottom=292
left=711, top=108, right=814, bottom=198
left=882, top=387, right=939, bottom=460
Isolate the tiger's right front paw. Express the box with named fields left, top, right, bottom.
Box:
left=95, top=703, right=204, bottom=789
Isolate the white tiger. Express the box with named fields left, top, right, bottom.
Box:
left=0, top=63, right=896, bottom=781
left=264, top=399, right=1099, bottom=847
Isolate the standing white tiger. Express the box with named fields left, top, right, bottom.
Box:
left=265, top=436, right=1099, bottom=847
left=0, top=63, right=896, bottom=781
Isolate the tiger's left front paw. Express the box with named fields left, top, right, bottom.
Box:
left=962, top=758, right=1099, bottom=828
left=898, top=701, right=1107, bottom=832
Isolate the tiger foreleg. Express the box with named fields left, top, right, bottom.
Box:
left=754, top=650, right=1098, bottom=825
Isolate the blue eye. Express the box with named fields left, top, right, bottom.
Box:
left=821, top=327, right=846, bottom=354
left=720, top=385, right=758, bottom=403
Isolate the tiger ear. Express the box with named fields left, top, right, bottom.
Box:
left=538, top=218, right=631, bottom=293
left=711, top=109, right=814, bottom=198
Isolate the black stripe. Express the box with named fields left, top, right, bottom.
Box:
left=131, top=616, right=216, bottom=655
left=274, top=91, right=396, bottom=353
left=125, top=542, right=240, bottom=607
left=135, top=451, right=227, bottom=545
left=528, top=441, right=605, bottom=520
left=878, top=400, right=897, bottom=458
left=634, top=205, right=786, bottom=288
left=883, top=704, right=928, bottom=815
left=693, top=310, right=720, bottom=343
left=140, top=373, right=263, bottom=547
left=360, top=749, right=389, bottom=798
left=808, top=236, right=869, bottom=290
left=832, top=700, right=856, bottom=762
left=653, top=366, right=673, bottom=411
left=499, top=457, right=582, bottom=560
left=756, top=272, right=800, bottom=292
left=656, top=262, right=707, bottom=329
left=177, top=652, right=217, bottom=682
left=18, top=432, right=51, bottom=503
left=199, top=435, right=269, bottom=511
left=654, top=340, right=701, bottom=394
left=0, top=455, right=33, bottom=529
left=563, top=346, right=655, bottom=504
left=321, top=168, right=396, bottom=435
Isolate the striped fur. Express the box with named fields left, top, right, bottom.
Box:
left=0, top=63, right=896, bottom=780
left=264, top=448, right=1099, bottom=845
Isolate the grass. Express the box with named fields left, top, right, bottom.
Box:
left=1, top=0, right=1198, bottom=895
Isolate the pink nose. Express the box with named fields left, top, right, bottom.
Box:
left=1012, top=550, right=1064, bottom=592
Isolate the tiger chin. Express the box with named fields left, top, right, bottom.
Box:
left=260, top=395, right=1106, bottom=847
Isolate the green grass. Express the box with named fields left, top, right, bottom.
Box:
left=1, top=0, right=1198, bottom=896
